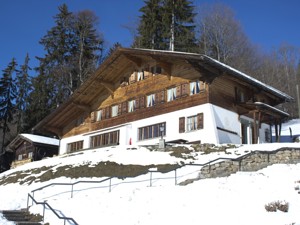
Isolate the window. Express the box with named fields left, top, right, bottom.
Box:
left=186, top=113, right=204, bottom=132
left=128, top=99, right=136, bottom=112
left=137, top=70, right=144, bottom=81
left=235, top=87, right=246, bottom=103
left=96, top=110, right=102, bottom=121
left=129, top=72, right=137, bottom=84
left=28, top=152, right=33, bottom=159
left=138, top=122, right=166, bottom=141
left=90, top=130, right=120, bottom=148
left=67, top=141, right=83, bottom=153
left=167, top=87, right=177, bottom=102
left=111, top=105, right=119, bottom=117
left=147, top=94, right=155, bottom=107
left=190, top=80, right=201, bottom=95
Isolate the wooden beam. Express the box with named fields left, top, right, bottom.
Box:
left=150, top=56, right=173, bottom=79
left=72, top=102, right=91, bottom=112
left=99, top=81, right=115, bottom=96
left=186, top=59, right=220, bottom=83
left=123, top=54, right=142, bottom=67
left=45, top=126, right=63, bottom=138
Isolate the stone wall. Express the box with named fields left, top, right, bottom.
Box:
left=199, top=148, right=300, bottom=179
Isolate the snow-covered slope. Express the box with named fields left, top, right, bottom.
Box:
left=1, top=143, right=300, bottom=225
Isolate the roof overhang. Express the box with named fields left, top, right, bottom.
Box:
left=33, top=48, right=293, bottom=136
left=239, top=102, right=290, bottom=124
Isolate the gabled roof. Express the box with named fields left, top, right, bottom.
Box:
left=7, top=134, right=59, bottom=151
left=33, top=48, right=293, bottom=136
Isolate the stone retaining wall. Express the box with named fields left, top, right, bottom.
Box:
left=199, top=148, right=300, bottom=179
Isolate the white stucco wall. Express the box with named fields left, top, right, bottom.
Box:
left=59, top=103, right=271, bottom=154
left=211, top=105, right=241, bottom=144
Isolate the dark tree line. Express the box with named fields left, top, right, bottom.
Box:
left=0, top=4, right=106, bottom=166
left=0, top=1, right=299, bottom=171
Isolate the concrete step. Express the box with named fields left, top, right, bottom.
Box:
left=0, top=210, right=43, bottom=225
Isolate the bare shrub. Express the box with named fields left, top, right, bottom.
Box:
left=265, top=200, right=289, bottom=212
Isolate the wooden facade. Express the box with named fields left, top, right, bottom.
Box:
left=7, top=134, right=59, bottom=166
left=34, top=48, right=293, bottom=152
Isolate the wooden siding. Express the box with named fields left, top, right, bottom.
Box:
left=63, top=68, right=208, bottom=138
left=209, top=75, right=280, bottom=114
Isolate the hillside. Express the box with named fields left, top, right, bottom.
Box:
left=0, top=143, right=300, bottom=225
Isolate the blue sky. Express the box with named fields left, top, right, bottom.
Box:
left=0, top=0, right=299, bottom=73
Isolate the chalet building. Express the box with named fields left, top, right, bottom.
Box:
left=34, top=48, right=293, bottom=155
left=7, top=134, right=59, bottom=168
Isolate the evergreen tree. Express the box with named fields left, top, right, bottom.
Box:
left=16, top=53, right=32, bottom=133
left=31, top=4, right=104, bottom=129
left=162, top=0, right=196, bottom=52
left=37, top=3, right=74, bottom=107
left=136, top=0, right=164, bottom=50
left=105, top=42, right=122, bottom=59
left=25, top=65, right=54, bottom=132
left=0, top=58, right=17, bottom=152
left=135, top=0, right=196, bottom=52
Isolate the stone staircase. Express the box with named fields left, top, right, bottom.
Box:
left=0, top=209, right=43, bottom=225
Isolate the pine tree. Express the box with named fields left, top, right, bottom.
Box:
left=25, top=65, right=54, bottom=133
left=36, top=4, right=104, bottom=109
left=162, top=0, right=196, bottom=52
left=0, top=58, right=17, bottom=152
left=38, top=3, right=74, bottom=107
left=16, top=53, right=32, bottom=133
left=135, top=0, right=196, bottom=52
left=136, top=0, right=164, bottom=50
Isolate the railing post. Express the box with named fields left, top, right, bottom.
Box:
left=43, top=202, right=46, bottom=222
left=150, top=172, right=152, bottom=187
left=71, top=184, right=74, bottom=198
left=109, top=178, right=112, bottom=192
left=27, top=194, right=30, bottom=209
left=32, top=192, right=35, bottom=206
left=174, top=169, right=177, bottom=185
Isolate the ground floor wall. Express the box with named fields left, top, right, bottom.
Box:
left=59, top=103, right=271, bottom=155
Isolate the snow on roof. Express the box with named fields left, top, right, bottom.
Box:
left=133, top=48, right=293, bottom=101
left=21, top=134, right=59, bottom=146
left=201, top=54, right=293, bottom=101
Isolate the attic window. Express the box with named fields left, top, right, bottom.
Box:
left=137, top=70, right=144, bottom=81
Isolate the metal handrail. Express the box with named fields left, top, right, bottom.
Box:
left=32, top=177, right=112, bottom=198
left=27, top=193, right=79, bottom=225
left=26, top=147, right=300, bottom=224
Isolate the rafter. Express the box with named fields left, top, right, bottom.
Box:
left=45, top=126, right=63, bottom=138
left=150, top=56, right=173, bottom=79
left=99, top=81, right=115, bottom=98
left=71, top=102, right=91, bottom=112
left=187, top=59, right=220, bottom=83
left=123, top=54, right=142, bottom=67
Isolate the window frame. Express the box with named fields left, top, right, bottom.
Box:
left=138, top=122, right=166, bottom=141
left=111, top=105, right=119, bottom=117
left=146, top=93, right=155, bottom=107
